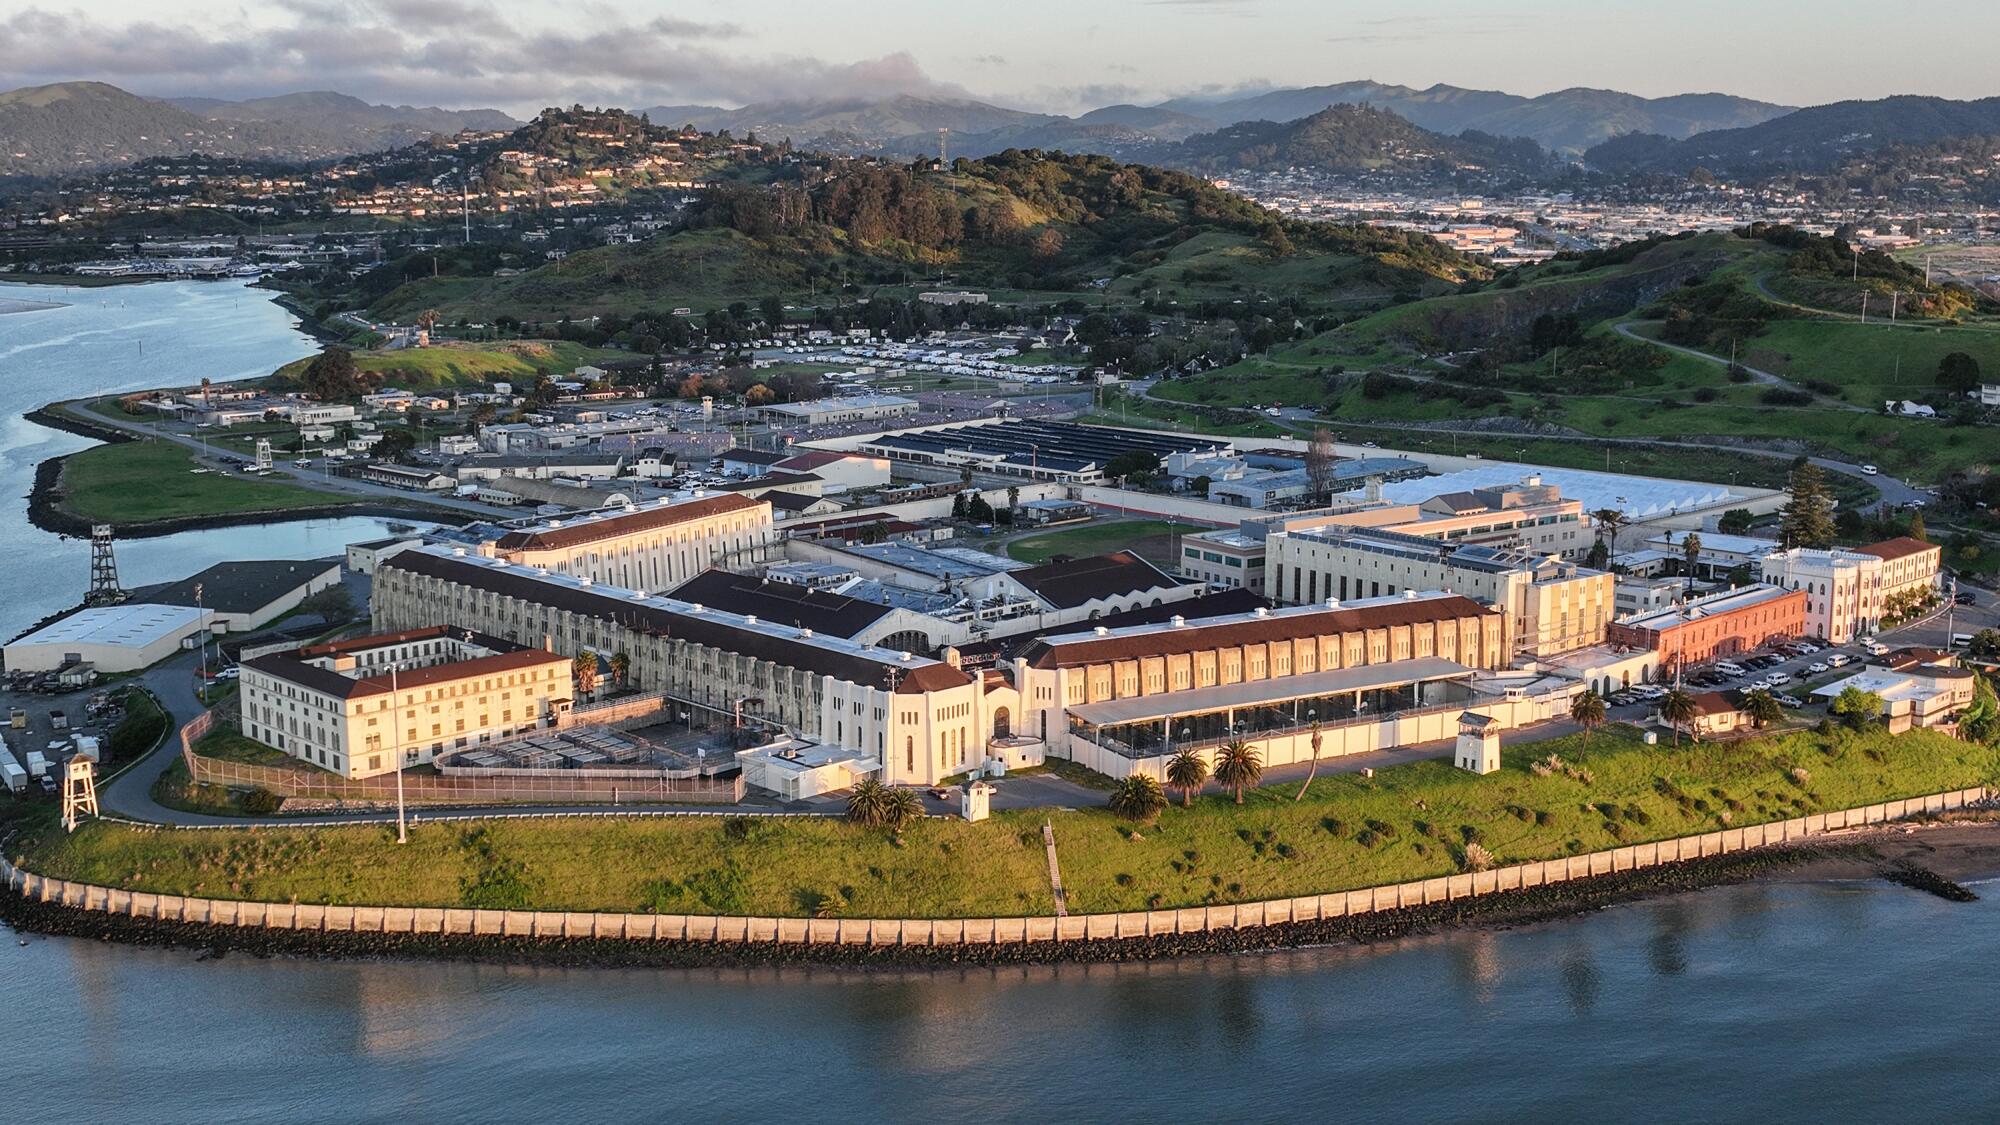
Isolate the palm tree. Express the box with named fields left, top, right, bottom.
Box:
left=1681, top=532, right=1703, bottom=592
left=1165, top=747, right=1209, bottom=807
left=882, top=787, right=924, bottom=831
left=572, top=652, right=599, bottom=700
left=1660, top=688, right=1698, bottom=748
left=1742, top=688, right=1784, bottom=730
left=1593, top=508, right=1630, bottom=562
left=1569, top=689, right=1607, bottom=745
left=609, top=650, right=631, bottom=689
left=1294, top=721, right=1324, bottom=801
left=1212, top=738, right=1262, bottom=805
left=1107, top=775, right=1167, bottom=822
left=846, top=777, right=890, bottom=827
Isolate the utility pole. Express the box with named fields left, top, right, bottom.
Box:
left=1860, top=292, right=1868, bottom=323
left=392, top=662, right=408, bottom=844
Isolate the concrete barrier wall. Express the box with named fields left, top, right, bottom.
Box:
left=5, top=786, right=1987, bottom=946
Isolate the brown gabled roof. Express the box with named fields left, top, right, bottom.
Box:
left=1013, top=551, right=1186, bottom=610
left=1018, top=593, right=1498, bottom=670
left=380, top=550, right=972, bottom=692
left=1855, top=536, right=1938, bottom=563
left=777, top=450, right=856, bottom=471
left=493, top=493, right=764, bottom=553
left=894, top=663, right=972, bottom=693
left=1690, top=691, right=1742, bottom=716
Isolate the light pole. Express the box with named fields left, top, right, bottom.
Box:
left=389, top=661, right=408, bottom=844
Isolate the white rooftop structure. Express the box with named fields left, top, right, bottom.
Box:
left=4, top=603, right=212, bottom=673
left=1374, top=464, right=1744, bottom=520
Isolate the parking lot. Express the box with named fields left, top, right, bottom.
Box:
left=1605, top=588, right=1988, bottom=720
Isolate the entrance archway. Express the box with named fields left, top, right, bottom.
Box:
left=991, top=707, right=1011, bottom=739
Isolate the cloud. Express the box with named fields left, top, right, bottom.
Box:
left=0, top=3, right=972, bottom=112
left=1327, top=13, right=1528, bottom=45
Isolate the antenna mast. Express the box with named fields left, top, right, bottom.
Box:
left=938, top=128, right=949, bottom=166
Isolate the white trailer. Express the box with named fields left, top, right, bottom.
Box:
left=25, top=750, right=49, bottom=780
left=1, top=760, right=25, bottom=793
left=71, top=735, right=101, bottom=764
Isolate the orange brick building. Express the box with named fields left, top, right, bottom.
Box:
left=1606, top=584, right=1807, bottom=670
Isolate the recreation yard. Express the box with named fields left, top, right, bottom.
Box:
left=9, top=724, right=1992, bottom=920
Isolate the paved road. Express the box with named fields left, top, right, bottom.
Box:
left=61, top=403, right=512, bottom=520
left=1610, top=319, right=1860, bottom=409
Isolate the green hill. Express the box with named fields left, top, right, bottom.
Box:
left=1171, top=104, right=1546, bottom=177
left=366, top=147, right=1482, bottom=320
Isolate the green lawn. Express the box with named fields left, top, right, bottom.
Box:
left=11, top=724, right=1991, bottom=917
left=56, top=440, right=347, bottom=525
left=272, top=340, right=621, bottom=389
left=1006, top=519, right=1204, bottom=564
left=1743, top=319, right=2000, bottom=406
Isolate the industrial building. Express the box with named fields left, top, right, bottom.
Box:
left=761, top=394, right=920, bottom=426
left=134, top=559, right=343, bottom=634
left=5, top=603, right=213, bottom=673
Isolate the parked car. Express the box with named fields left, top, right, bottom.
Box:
left=1768, top=671, right=1793, bottom=685
left=1861, top=464, right=1880, bottom=475
left=1807, top=662, right=1828, bottom=674
left=1827, top=653, right=1851, bottom=667
left=1750, top=679, right=1774, bottom=691
left=1778, top=695, right=1805, bottom=708
left=1955, top=592, right=1978, bottom=606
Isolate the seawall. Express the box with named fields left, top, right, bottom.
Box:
left=3, top=786, right=1988, bottom=966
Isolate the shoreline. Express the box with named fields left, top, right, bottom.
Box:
left=5, top=821, right=1991, bottom=970
left=21, top=403, right=453, bottom=540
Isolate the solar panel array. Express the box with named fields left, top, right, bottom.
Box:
left=863, top=420, right=1225, bottom=475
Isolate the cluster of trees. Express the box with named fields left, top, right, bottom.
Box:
left=1778, top=461, right=1838, bottom=548
left=289, top=346, right=384, bottom=401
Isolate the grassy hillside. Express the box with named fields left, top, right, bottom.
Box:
left=11, top=725, right=1990, bottom=918
left=55, top=441, right=347, bottom=526
left=1155, top=230, right=2000, bottom=481
left=271, top=340, right=622, bottom=387
left=368, top=149, right=1480, bottom=321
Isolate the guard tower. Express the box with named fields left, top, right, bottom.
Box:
left=961, top=779, right=994, bottom=822
left=86, top=524, right=126, bottom=605
left=255, top=437, right=273, bottom=471
left=60, top=757, right=99, bottom=832
left=1454, top=712, right=1501, bottom=775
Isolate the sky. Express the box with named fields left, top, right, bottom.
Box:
left=6, top=0, right=1997, bottom=115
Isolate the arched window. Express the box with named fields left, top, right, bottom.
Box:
left=992, top=707, right=1011, bottom=739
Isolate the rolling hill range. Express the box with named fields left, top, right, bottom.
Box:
left=0, top=81, right=516, bottom=177
left=355, top=146, right=1481, bottom=321
left=1586, top=95, right=2000, bottom=175
left=642, top=82, right=1788, bottom=161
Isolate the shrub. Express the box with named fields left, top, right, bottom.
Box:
left=1462, top=842, right=1495, bottom=872
left=240, top=789, right=283, bottom=816
left=1791, top=766, right=1812, bottom=785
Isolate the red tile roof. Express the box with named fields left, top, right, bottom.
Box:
left=494, top=493, right=764, bottom=552
left=1855, top=536, right=1938, bottom=563
left=1019, top=594, right=1498, bottom=670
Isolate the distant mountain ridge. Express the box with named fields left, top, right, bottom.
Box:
left=0, top=81, right=517, bottom=177
left=1587, top=95, right=2000, bottom=175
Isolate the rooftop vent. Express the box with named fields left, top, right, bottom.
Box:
left=1326, top=598, right=1340, bottom=610
left=576, top=577, right=592, bottom=587
left=1171, top=615, right=1186, bottom=627
left=1093, top=625, right=1109, bottom=636
left=899, top=651, right=912, bottom=662
left=451, top=546, right=466, bottom=556
left=1404, top=589, right=1419, bottom=600
left=632, top=589, right=648, bottom=600
left=744, top=615, right=757, bottom=625
left=690, top=603, right=704, bottom=614
left=1254, top=607, right=1270, bottom=618
left=800, top=628, right=813, bottom=638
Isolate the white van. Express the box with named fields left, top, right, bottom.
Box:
left=1861, top=464, right=1879, bottom=475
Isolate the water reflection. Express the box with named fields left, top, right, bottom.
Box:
left=3, top=878, right=1997, bottom=1121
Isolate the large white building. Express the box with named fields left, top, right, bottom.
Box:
left=1263, top=526, right=1615, bottom=657
left=1759, top=547, right=1883, bottom=644
left=372, top=547, right=1548, bottom=791
left=4, top=604, right=211, bottom=673
left=479, top=491, right=775, bottom=591
left=238, top=627, right=572, bottom=779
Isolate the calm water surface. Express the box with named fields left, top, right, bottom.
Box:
left=0, top=280, right=396, bottom=633
left=5, top=282, right=1999, bottom=1122
left=2, top=879, right=1996, bottom=1123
